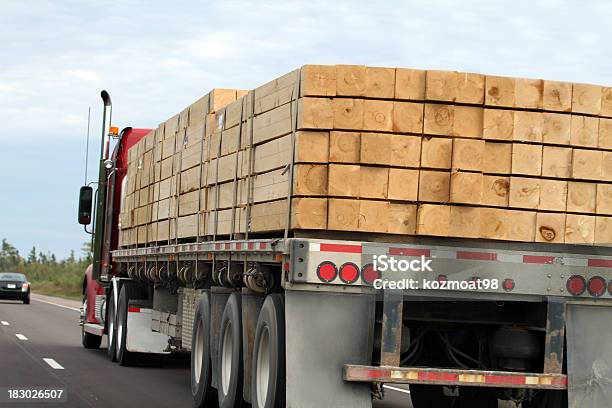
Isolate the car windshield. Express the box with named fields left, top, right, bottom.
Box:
left=0, top=273, right=26, bottom=282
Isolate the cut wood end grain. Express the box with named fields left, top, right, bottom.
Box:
left=565, top=214, right=595, bottom=244
left=329, top=131, right=360, bottom=163
left=572, top=83, right=602, bottom=115
left=449, top=206, right=481, bottom=238
left=595, top=216, right=612, bottom=244
left=301, top=65, right=337, bottom=97
left=395, top=68, right=426, bottom=100
left=450, top=172, right=483, bottom=204
left=417, top=204, right=450, bottom=236
left=536, top=213, right=566, bottom=243
left=421, top=137, right=452, bottom=169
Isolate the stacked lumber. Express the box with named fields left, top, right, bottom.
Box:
left=119, top=88, right=247, bottom=246
left=119, top=65, right=612, bottom=247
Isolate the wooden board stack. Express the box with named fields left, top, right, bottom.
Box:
left=119, top=65, right=612, bottom=247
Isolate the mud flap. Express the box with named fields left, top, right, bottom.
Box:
left=285, top=290, right=376, bottom=408
left=566, top=303, right=612, bottom=408
left=126, top=308, right=171, bottom=354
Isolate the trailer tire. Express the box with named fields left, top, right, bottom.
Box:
left=191, top=292, right=217, bottom=408
left=115, top=283, right=142, bottom=366
left=107, top=289, right=118, bottom=361
left=251, top=294, right=285, bottom=408
left=217, top=292, right=245, bottom=408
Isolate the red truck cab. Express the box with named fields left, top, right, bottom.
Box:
left=82, top=127, right=150, bottom=328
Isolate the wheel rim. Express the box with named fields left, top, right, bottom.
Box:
left=220, top=321, right=233, bottom=395
left=116, top=310, right=123, bottom=359
left=193, top=320, right=204, bottom=384
left=108, top=303, right=115, bottom=348
left=256, top=326, right=271, bottom=407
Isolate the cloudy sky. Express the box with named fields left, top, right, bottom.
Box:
left=1, top=0, right=611, bottom=258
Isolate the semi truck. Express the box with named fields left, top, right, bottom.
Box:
left=77, top=85, right=612, bottom=408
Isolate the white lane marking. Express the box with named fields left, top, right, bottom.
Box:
left=383, top=385, right=411, bottom=394
left=1, top=321, right=9, bottom=326
left=43, top=358, right=64, bottom=370
left=31, top=297, right=80, bottom=312
left=15, top=334, right=28, bottom=341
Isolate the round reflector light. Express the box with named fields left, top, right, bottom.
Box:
left=317, top=261, right=337, bottom=283
left=339, top=263, right=360, bottom=284
left=566, top=275, right=586, bottom=296
left=361, top=264, right=380, bottom=286
left=587, top=276, right=606, bottom=297
left=502, top=278, right=515, bottom=291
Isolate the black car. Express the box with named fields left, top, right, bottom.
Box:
left=0, top=273, right=30, bottom=304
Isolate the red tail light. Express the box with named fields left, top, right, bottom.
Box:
left=361, top=263, right=380, bottom=286
left=502, top=278, right=515, bottom=291
left=339, top=263, right=360, bottom=284
left=566, top=275, right=586, bottom=296
left=317, top=261, right=337, bottom=283
left=587, top=276, right=606, bottom=297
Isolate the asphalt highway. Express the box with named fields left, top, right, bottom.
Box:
left=0, top=294, right=412, bottom=408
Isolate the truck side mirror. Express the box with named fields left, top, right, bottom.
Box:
left=78, top=186, right=94, bottom=225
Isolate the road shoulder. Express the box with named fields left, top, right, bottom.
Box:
left=31, top=293, right=81, bottom=311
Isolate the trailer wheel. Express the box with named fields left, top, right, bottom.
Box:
left=81, top=294, right=101, bottom=349
left=107, top=289, right=118, bottom=361
left=115, top=283, right=142, bottom=366
left=217, top=292, right=245, bottom=408
left=191, top=291, right=217, bottom=408
left=251, top=294, right=285, bottom=408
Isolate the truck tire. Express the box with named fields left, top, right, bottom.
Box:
left=81, top=294, right=101, bottom=349
left=217, top=292, right=245, bottom=408
left=191, top=291, right=217, bottom=408
left=107, top=289, right=118, bottom=361
left=251, top=294, right=285, bottom=408
left=115, top=283, right=143, bottom=366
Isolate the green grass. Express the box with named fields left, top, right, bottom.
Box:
left=30, top=281, right=83, bottom=301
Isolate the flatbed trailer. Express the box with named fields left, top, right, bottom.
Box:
left=96, top=236, right=612, bottom=407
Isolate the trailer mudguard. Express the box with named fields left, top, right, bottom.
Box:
left=285, top=290, right=376, bottom=408
left=566, top=302, right=612, bottom=408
